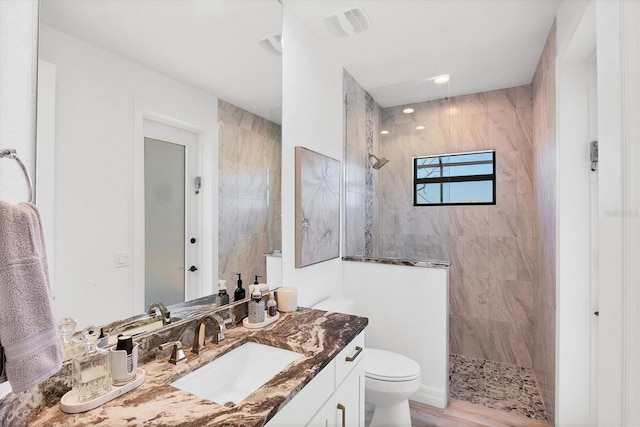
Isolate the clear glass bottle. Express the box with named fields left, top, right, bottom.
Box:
left=72, top=325, right=111, bottom=402
left=58, top=317, right=83, bottom=361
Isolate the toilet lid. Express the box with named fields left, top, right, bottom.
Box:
left=364, top=348, right=421, bottom=382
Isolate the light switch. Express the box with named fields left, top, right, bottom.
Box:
left=115, top=252, right=131, bottom=268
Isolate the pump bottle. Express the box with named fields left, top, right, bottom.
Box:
left=234, top=273, right=245, bottom=301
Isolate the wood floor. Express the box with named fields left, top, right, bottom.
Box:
left=410, top=399, right=553, bottom=427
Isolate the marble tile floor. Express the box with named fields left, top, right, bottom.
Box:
left=448, top=354, right=549, bottom=422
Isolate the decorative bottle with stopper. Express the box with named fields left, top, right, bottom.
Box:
left=71, top=325, right=111, bottom=402
left=58, top=317, right=83, bottom=360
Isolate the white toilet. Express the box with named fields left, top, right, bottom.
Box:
left=312, top=298, right=421, bottom=427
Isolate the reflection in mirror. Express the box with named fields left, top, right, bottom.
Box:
left=37, top=1, right=282, bottom=329
left=344, top=72, right=451, bottom=262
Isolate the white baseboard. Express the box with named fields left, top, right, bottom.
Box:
left=410, top=384, right=448, bottom=409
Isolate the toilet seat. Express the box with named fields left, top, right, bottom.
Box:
left=365, top=348, right=420, bottom=382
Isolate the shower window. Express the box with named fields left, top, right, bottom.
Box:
left=413, top=150, right=496, bottom=206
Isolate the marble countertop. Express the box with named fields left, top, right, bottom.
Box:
left=29, top=308, right=368, bottom=427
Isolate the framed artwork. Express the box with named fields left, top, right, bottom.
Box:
left=295, top=146, right=340, bottom=268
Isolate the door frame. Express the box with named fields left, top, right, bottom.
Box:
left=555, top=2, right=597, bottom=424
left=596, top=1, right=640, bottom=424
left=133, top=98, right=213, bottom=314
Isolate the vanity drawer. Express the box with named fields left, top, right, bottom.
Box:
left=335, top=331, right=365, bottom=388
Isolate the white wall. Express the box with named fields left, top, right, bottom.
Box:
left=38, top=25, right=218, bottom=327
left=0, top=0, right=38, bottom=204
left=344, top=262, right=449, bottom=409
left=0, top=0, right=39, bottom=400
left=281, top=6, right=346, bottom=306
left=555, top=1, right=597, bottom=425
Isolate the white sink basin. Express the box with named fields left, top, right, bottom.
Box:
left=170, top=342, right=302, bottom=405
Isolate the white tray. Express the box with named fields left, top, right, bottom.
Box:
left=243, top=311, right=279, bottom=329
left=60, top=368, right=146, bottom=413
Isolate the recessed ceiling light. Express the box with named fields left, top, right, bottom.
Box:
left=380, top=130, right=390, bottom=135
left=416, top=125, right=425, bottom=130
left=433, top=74, right=450, bottom=85
left=403, top=108, right=414, bottom=114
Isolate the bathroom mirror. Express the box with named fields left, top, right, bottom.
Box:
left=37, top=0, right=282, bottom=328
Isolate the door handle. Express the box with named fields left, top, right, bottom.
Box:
left=188, top=266, right=198, bottom=272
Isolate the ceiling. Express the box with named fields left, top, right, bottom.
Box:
left=39, top=0, right=283, bottom=123
left=39, top=0, right=560, bottom=118
left=284, top=0, right=560, bottom=107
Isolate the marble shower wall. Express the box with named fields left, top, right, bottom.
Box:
left=531, top=20, right=556, bottom=423
left=377, top=87, right=536, bottom=368
left=218, top=100, right=282, bottom=288
left=343, top=70, right=381, bottom=257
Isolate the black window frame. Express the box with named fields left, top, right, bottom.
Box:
left=413, top=150, right=496, bottom=206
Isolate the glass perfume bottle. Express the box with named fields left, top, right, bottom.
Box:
left=72, top=325, right=111, bottom=402
left=58, top=317, right=83, bottom=361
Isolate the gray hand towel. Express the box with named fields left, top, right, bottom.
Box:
left=0, top=201, right=62, bottom=393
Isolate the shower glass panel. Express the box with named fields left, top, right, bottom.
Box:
left=144, top=137, right=185, bottom=307
left=343, top=71, right=451, bottom=263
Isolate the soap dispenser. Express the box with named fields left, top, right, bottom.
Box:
left=253, top=275, right=262, bottom=286
left=218, top=279, right=229, bottom=306
left=72, top=325, right=111, bottom=402
left=248, top=287, right=265, bottom=323
left=234, top=273, right=245, bottom=301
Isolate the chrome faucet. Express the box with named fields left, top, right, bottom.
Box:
left=191, top=314, right=229, bottom=355
left=147, top=302, right=170, bottom=325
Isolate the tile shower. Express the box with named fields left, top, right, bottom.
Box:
left=344, top=57, right=553, bottom=421
left=218, top=100, right=282, bottom=287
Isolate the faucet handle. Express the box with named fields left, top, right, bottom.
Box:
left=159, top=341, right=187, bottom=365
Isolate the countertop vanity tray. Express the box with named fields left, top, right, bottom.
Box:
left=60, top=368, right=146, bottom=413
left=242, top=312, right=279, bottom=329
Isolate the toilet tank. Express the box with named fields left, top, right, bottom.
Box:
left=312, top=297, right=355, bottom=315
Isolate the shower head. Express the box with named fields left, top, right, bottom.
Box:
left=369, top=154, right=390, bottom=170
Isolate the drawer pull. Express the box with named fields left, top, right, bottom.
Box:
left=345, top=346, right=363, bottom=362
left=337, top=403, right=346, bottom=427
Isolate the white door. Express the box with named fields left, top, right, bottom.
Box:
left=143, top=119, right=200, bottom=306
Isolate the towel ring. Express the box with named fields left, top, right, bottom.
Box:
left=1, top=148, right=34, bottom=203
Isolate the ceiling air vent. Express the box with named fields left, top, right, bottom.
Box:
left=259, top=33, right=282, bottom=56
left=324, top=7, right=370, bottom=37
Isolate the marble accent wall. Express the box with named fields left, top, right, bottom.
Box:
left=531, top=21, right=556, bottom=423
left=218, top=100, right=281, bottom=289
